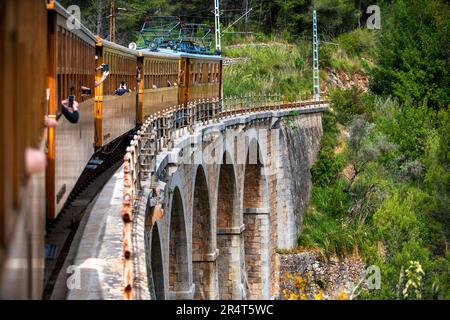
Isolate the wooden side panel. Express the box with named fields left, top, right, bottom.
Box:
left=188, top=83, right=221, bottom=102
left=46, top=6, right=57, bottom=220
left=103, top=48, right=137, bottom=95
left=52, top=13, right=96, bottom=216
left=97, top=44, right=137, bottom=147
left=142, top=87, right=179, bottom=118
left=180, top=58, right=190, bottom=106
left=184, top=59, right=221, bottom=103
left=137, top=56, right=144, bottom=125
left=94, top=44, right=104, bottom=148
left=140, top=55, right=180, bottom=119
left=101, top=93, right=136, bottom=145
left=0, top=0, right=47, bottom=299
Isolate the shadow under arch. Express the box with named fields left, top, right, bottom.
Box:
left=149, top=222, right=165, bottom=300
left=243, top=139, right=268, bottom=209
left=242, top=139, right=271, bottom=299
left=216, top=152, right=240, bottom=299
left=168, top=187, right=189, bottom=298
left=192, top=165, right=214, bottom=300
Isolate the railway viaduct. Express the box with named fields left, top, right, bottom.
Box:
left=64, top=102, right=327, bottom=300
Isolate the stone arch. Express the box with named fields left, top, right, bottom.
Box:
left=191, top=165, right=215, bottom=300
left=242, top=139, right=271, bottom=299
left=243, top=139, right=268, bottom=209
left=168, top=187, right=189, bottom=298
left=217, top=152, right=238, bottom=229
left=216, top=152, right=240, bottom=299
left=150, top=222, right=165, bottom=300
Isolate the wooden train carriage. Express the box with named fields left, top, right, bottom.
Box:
left=139, top=50, right=181, bottom=120
left=138, top=49, right=223, bottom=121
left=0, top=0, right=48, bottom=299
left=180, top=54, right=222, bottom=104
left=47, top=2, right=97, bottom=219
left=95, top=39, right=138, bottom=147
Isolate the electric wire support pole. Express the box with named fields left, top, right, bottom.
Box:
left=313, top=10, right=320, bottom=100
left=214, top=0, right=221, bottom=54
left=109, top=0, right=116, bottom=43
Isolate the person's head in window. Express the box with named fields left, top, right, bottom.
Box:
left=115, top=81, right=130, bottom=96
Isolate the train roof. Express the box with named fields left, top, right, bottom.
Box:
left=98, top=38, right=139, bottom=56
left=50, top=1, right=97, bottom=42
left=138, top=48, right=222, bottom=61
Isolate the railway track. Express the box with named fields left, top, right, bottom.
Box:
left=42, top=131, right=135, bottom=300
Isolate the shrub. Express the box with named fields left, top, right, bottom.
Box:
left=372, top=193, right=425, bottom=252
left=310, top=110, right=345, bottom=187
left=329, top=88, right=369, bottom=125
left=336, top=29, right=375, bottom=57
left=374, top=103, right=437, bottom=161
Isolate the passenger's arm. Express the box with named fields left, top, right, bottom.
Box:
left=95, top=71, right=110, bottom=88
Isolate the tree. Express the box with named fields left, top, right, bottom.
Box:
left=370, top=0, right=450, bottom=110
left=345, top=117, right=396, bottom=192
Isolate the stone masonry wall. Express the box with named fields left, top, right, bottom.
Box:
left=66, top=105, right=327, bottom=301
left=144, top=106, right=326, bottom=300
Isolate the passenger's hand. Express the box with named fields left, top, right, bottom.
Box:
left=44, top=115, right=58, bottom=128
left=25, top=148, right=46, bottom=174
left=102, top=71, right=110, bottom=80
left=81, top=86, right=91, bottom=97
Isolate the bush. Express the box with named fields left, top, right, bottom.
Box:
left=369, top=0, right=450, bottom=110
left=311, top=110, right=345, bottom=187
left=329, top=88, right=370, bottom=125
left=336, top=29, right=375, bottom=57
left=374, top=103, right=438, bottom=161
left=298, top=193, right=372, bottom=258
left=311, top=180, right=349, bottom=217
left=373, top=192, right=425, bottom=253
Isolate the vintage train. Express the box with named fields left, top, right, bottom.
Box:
left=0, top=0, right=222, bottom=299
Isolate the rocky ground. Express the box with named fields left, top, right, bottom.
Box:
left=277, top=251, right=366, bottom=300
left=324, top=68, right=369, bottom=93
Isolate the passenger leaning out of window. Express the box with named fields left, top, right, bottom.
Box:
left=61, top=96, right=80, bottom=124
left=115, top=81, right=131, bottom=96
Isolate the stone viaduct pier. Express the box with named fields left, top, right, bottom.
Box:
left=63, top=99, right=327, bottom=300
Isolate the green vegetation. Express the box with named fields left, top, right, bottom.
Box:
left=297, top=0, right=450, bottom=300
left=221, top=26, right=376, bottom=98
left=370, top=0, right=450, bottom=110
left=222, top=41, right=313, bottom=98
left=60, top=0, right=378, bottom=45
left=301, top=90, right=450, bottom=299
